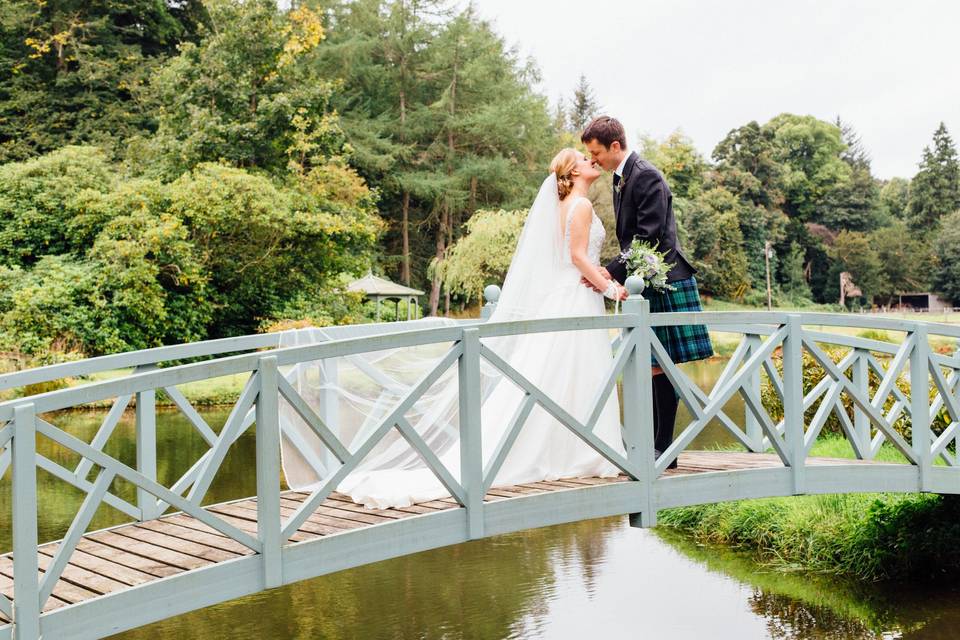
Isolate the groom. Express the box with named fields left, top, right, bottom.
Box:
left=581, top=116, right=713, bottom=469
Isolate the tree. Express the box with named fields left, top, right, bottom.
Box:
left=432, top=208, right=526, bottom=302
left=684, top=187, right=751, bottom=299
left=420, top=7, right=554, bottom=314
left=0, top=146, right=114, bottom=266
left=870, top=221, right=933, bottom=300
left=779, top=241, right=811, bottom=300
left=879, top=178, right=911, bottom=220
left=0, top=0, right=208, bottom=162
left=934, top=211, right=960, bottom=303
left=640, top=131, right=707, bottom=199
left=908, top=122, right=960, bottom=233
left=816, top=118, right=882, bottom=232
left=825, top=230, right=886, bottom=306
left=764, top=114, right=850, bottom=222
left=133, top=0, right=338, bottom=179
left=567, top=74, right=600, bottom=132
left=712, top=120, right=783, bottom=209
left=316, top=1, right=554, bottom=307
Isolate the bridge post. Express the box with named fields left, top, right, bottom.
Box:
left=135, top=380, right=157, bottom=521
left=12, top=403, right=40, bottom=640
left=459, top=328, right=484, bottom=538
left=851, top=350, right=871, bottom=459
left=910, top=324, right=931, bottom=491
left=783, top=314, right=805, bottom=494
left=256, top=356, right=283, bottom=589
left=744, top=334, right=764, bottom=452
left=622, top=282, right=657, bottom=528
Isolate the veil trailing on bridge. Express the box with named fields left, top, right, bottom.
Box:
left=276, top=173, right=625, bottom=508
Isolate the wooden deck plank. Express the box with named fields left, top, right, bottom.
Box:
left=0, top=555, right=94, bottom=608
left=138, top=521, right=255, bottom=557
left=75, top=539, right=183, bottom=579
left=39, top=546, right=156, bottom=587
left=86, top=531, right=213, bottom=572
left=110, top=527, right=242, bottom=564
left=35, top=551, right=129, bottom=597
left=228, top=498, right=372, bottom=535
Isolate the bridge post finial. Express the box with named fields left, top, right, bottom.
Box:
left=481, top=285, right=500, bottom=321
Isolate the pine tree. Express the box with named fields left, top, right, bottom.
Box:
left=908, top=122, right=960, bottom=232
left=567, top=74, right=600, bottom=132
left=817, top=118, right=881, bottom=232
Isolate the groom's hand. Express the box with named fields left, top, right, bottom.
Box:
left=580, top=275, right=601, bottom=292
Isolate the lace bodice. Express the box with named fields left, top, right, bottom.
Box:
left=561, top=196, right=605, bottom=265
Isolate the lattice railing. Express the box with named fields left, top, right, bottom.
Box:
left=2, top=293, right=960, bottom=637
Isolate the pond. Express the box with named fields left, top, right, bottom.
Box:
left=1, top=358, right=954, bottom=639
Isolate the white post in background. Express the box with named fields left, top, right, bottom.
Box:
left=782, top=314, right=805, bottom=494
left=256, top=356, right=283, bottom=589
left=317, top=357, right=340, bottom=472
left=12, top=403, right=40, bottom=640
left=480, top=285, right=500, bottom=321
left=458, top=328, right=484, bottom=538
left=622, top=277, right=657, bottom=527
left=910, top=324, right=931, bottom=490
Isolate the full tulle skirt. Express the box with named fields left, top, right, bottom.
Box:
left=339, top=267, right=626, bottom=509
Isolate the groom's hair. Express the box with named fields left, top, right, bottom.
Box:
left=581, top=116, right=627, bottom=150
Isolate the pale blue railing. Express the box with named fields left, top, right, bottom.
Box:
left=1, top=282, right=959, bottom=639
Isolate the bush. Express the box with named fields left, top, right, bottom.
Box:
left=660, top=491, right=960, bottom=581
left=760, top=344, right=951, bottom=443
left=0, top=148, right=383, bottom=357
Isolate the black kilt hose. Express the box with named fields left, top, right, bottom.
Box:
left=646, top=277, right=713, bottom=367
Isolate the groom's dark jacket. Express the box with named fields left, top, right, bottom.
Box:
left=607, top=151, right=696, bottom=285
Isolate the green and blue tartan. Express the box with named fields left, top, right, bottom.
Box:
left=646, top=277, right=714, bottom=366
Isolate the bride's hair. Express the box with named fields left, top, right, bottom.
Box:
left=549, top=148, right=580, bottom=200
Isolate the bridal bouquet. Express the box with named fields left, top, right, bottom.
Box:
left=618, top=239, right=676, bottom=293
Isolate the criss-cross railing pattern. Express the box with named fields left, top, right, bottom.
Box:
left=2, top=296, right=960, bottom=639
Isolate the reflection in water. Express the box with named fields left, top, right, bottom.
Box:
left=0, top=400, right=956, bottom=638
left=749, top=590, right=894, bottom=640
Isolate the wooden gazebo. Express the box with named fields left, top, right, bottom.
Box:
left=347, top=272, right=424, bottom=321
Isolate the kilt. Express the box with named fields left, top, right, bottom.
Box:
left=646, top=277, right=714, bottom=366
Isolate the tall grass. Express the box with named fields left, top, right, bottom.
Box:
left=660, top=435, right=960, bottom=581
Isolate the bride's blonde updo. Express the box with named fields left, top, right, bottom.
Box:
left=549, top=148, right=580, bottom=200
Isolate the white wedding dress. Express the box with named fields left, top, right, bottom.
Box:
left=278, top=176, right=626, bottom=509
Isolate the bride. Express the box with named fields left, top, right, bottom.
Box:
left=280, top=148, right=629, bottom=509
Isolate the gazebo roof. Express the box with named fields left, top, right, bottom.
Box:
left=347, top=272, right=424, bottom=297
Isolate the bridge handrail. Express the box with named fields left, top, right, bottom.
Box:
left=4, top=290, right=960, bottom=638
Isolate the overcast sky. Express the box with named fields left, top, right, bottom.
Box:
left=471, top=0, right=960, bottom=179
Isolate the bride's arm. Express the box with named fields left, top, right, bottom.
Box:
left=568, top=200, right=626, bottom=300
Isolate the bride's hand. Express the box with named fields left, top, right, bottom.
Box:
left=602, top=281, right=628, bottom=301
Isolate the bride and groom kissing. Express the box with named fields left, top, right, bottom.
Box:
left=289, top=116, right=714, bottom=509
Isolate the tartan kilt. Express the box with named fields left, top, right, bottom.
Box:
left=646, top=277, right=714, bottom=366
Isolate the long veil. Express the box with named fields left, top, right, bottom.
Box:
left=276, top=174, right=571, bottom=499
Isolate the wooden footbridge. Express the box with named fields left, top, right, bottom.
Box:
left=1, top=286, right=959, bottom=639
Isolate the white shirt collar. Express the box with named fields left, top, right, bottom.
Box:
left=614, top=154, right=629, bottom=178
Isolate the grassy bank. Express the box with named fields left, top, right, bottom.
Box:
left=659, top=435, right=960, bottom=581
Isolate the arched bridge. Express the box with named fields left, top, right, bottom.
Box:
left=0, top=291, right=958, bottom=639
